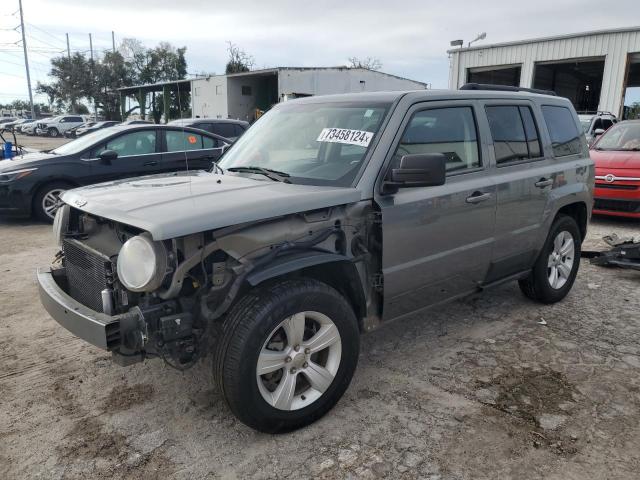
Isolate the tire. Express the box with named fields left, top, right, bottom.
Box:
left=33, top=181, right=72, bottom=223
left=214, top=278, right=360, bottom=433
left=48, top=127, right=59, bottom=137
left=518, top=215, right=581, bottom=304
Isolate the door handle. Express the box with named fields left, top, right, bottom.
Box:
left=465, top=191, right=492, bottom=204
left=144, top=161, right=158, bottom=166
left=535, top=178, right=553, bottom=188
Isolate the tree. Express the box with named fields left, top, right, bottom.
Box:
left=91, top=51, right=133, bottom=120
left=225, top=42, right=254, bottom=74
left=348, top=56, right=382, bottom=71
left=36, top=53, right=93, bottom=114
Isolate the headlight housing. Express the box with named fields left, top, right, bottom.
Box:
left=0, top=168, right=37, bottom=183
left=117, top=233, right=168, bottom=292
left=52, top=204, right=70, bottom=247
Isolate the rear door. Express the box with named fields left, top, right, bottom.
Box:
left=160, top=129, right=224, bottom=172
left=480, top=101, right=560, bottom=281
left=85, top=128, right=162, bottom=182
left=375, top=101, right=497, bottom=321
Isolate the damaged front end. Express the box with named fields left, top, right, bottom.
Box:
left=39, top=200, right=377, bottom=369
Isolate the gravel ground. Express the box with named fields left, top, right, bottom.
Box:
left=0, top=214, right=638, bottom=480
left=11, top=132, right=70, bottom=152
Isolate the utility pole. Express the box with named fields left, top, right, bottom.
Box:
left=66, top=33, right=70, bottom=59
left=111, top=31, right=115, bottom=53
left=89, top=33, right=97, bottom=119
left=18, top=0, right=35, bottom=120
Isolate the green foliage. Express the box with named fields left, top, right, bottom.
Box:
left=0, top=99, right=51, bottom=116
left=36, top=38, right=188, bottom=121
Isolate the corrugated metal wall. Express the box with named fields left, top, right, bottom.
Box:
left=449, top=29, right=640, bottom=115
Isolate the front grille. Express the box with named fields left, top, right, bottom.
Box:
left=594, top=198, right=640, bottom=213
left=62, top=239, right=113, bottom=312
left=596, top=183, right=638, bottom=191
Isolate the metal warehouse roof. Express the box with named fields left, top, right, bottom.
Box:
left=447, top=26, right=640, bottom=54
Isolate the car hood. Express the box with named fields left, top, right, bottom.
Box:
left=590, top=149, right=640, bottom=170
left=61, top=171, right=362, bottom=240
left=0, top=151, right=57, bottom=170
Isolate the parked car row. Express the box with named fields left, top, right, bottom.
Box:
left=0, top=124, right=230, bottom=220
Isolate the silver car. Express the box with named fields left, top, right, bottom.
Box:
left=38, top=87, right=594, bottom=433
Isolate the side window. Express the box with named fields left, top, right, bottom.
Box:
left=166, top=130, right=204, bottom=152
left=212, top=123, right=236, bottom=138
left=601, top=119, right=614, bottom=130
left=486, top=105, right=542, bottom=164
left=541, top=105, right=582, bottom=157
left=234, top=124, right=246, bottom=136
left=70, top=116, right=83, bottom=123
left=97, top=130, right=156, bottom=157
left=203, top=136, right=219, bottom=148
left=395, top=106, right=480, bottom=173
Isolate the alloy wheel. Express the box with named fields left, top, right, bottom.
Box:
left=256, top=311, right=342, bottom=411
left=41, top=188, right=65, bottom=220
left=547, top=230, right=575, bottom=289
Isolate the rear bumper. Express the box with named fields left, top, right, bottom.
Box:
left=37, top=267, right=121, bottom=350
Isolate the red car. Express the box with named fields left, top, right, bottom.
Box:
left=590, top=120, right=640, bottom=219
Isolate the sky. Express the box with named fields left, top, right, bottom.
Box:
left=1, top=0, right=640, bottom=106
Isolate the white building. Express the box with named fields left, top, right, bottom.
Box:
left=191, top=67, right=427, bottom=121
left=448, top=27, right=640, bottom=118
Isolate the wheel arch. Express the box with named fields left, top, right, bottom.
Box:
left=245, top=252, right=367, bottom=331
left=555, top=201, right=588, bottom=242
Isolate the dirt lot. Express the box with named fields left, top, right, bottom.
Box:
left=11, top=132, right=70, bottom=152
left=0, top=214, right=638, bottom=480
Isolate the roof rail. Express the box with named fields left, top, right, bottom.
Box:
left=460, top=83, right=557, bottom=96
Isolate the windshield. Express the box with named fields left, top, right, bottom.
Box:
left=595, top=123, right=640, bottom=151
left=218, top=101, right=390, bottom=186
left=51, top=128, right=120, bottom=155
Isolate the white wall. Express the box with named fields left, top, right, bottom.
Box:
left=277, top=68, right=425, bottom=97
left=448, top=28, right=640, bottom=116
left=191, top=76, right=228, bottom=118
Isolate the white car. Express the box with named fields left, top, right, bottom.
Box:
left=578, top=112, right=617, bottom=145
left=19, top=121, right=39, bottom=135
left=35, top=115, right=89, bottom=137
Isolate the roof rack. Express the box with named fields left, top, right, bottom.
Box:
left=460, top=83, right=557, bottom=96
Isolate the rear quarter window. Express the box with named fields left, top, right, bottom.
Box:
left=541, top=105, right=582, bottom=157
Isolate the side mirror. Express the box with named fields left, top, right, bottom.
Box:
left=593, top=128, right=605, bottom=136
left=385, top=153, right=447, bottom=191
left=98, top=149, right=118, bottom=165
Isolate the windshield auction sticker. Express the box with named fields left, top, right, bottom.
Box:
left=316, top=128, right=373, bottom=147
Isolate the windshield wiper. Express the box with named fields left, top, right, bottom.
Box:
left=226, top=166, right=291, bottom=183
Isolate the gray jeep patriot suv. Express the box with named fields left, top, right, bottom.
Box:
left=37, top=86, right=594, bottom=432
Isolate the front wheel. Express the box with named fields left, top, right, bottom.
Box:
left=33, top=182, right=70, bottom=222
left=214, top=278, right=360, bottom=433
left=48, top=127, right=59, bottom=137
left=519, top=215, right=581, bottom=304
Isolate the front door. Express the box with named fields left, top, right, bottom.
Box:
left=375, top=102, right=497, bottom=321
left=85, top=129, right=162, bottom=183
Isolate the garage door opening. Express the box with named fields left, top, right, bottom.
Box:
left=622, top=53, right=640, bottom=119
left=467, top=65, right=521, bottom=87
left=533, top=58, right=605, bottom=114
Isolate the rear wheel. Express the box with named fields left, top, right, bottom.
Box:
left=33, top=182, right=71, bottom=222
left=213, top=278, right=359, bottom=433
left=519, top=215, right=581, bottom=303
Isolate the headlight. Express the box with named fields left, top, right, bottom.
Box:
left=52, top=204, right=70, bottom=247
left=117, top=233, right=168, bottom=292
left=0, top=168, right=37, bottom=183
